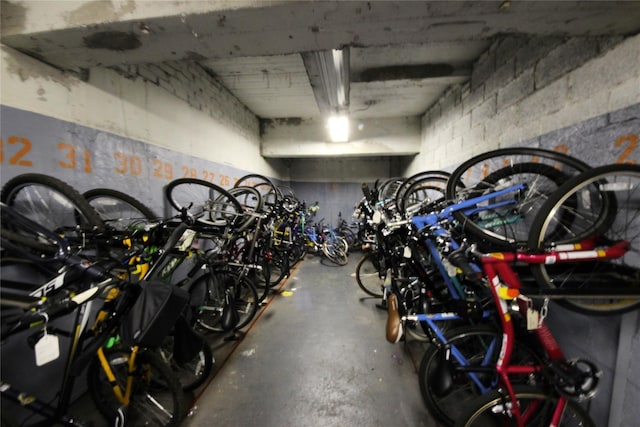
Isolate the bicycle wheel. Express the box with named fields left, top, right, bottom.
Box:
left=228, top=186, right=263, bottom=231
left=165, top=178, right=243, bottom=228
left=266, top=248, right=289, bottom=287
left=527, top=164, right=640, bottom=315
left=228, top=186, right=263, bottom=214
left=446, top=148, right=591, bottom=249
left=289, top=234, right=306, bottom=266
left=87, top=347, right=185, bottom=427
left=2, top=173, right=104, bottom=233
left=2, top=174, right=105, bottom=257
left=455, top=385, right=595, bottom=427
left=84, top=188, right=159, bottom=230
left=250, top=248, right=288, bottom=303
left=419, top=325, right=541, bottom=427
left=355, top=252, right=384, bottom=297
left=195, top=271, right=259, bottom=332
left=336, top=226, right=356, bottom=250
left=378, top=177, right=405, bottom=202
left=157, top=335, right=214, bottom=391
left=398, top=171, right=451, bottom=216
left=234, top=174, right=281, bottom=209
left=322, top=238, right=348, bottom=265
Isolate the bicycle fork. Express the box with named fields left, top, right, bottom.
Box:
left=96, top=345, right=141, bottom=426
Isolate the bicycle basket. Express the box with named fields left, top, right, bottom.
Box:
left=120, top=280, right=189, bottom=348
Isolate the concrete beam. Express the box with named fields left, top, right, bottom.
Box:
left=260, top=116, right=420, bottom=158
left=4, top=1, right=640, bottom=72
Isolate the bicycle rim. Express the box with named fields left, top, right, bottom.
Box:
left=84, top=188, right=159, bottom=230
left=397, top=171, right=451, bottom=216
left=87, top=348, right=185, bottom=427
left=419, top=325, right=540, bottom=426
left=446, top=148, right=591, bottom=249
left=355, top=253, right=384, bottom=297
left=164, top=178, right=243, bottom=227
left=196, top=272, right=258, bottom=332
left=528, top=164, right=640, bottom=315
left=1, top=173, right=104, bottom=237
left=457, top=386, right=595, bottom=427
left=157, top=336, right=214, bottom=391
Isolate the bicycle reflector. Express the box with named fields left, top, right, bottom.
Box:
left=498, top=286, right=519, bottom=299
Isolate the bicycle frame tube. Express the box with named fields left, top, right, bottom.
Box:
left=412, top=183, right=528, bottom=231
left=95, top=345, right=139, bottom=405
left=406, top=311, right=498, bottom=394
left=422, top=238, right=467, bottom=299
left=476, top=240, right=631, bottom=426
left=1, top=293, right=101, bottom=426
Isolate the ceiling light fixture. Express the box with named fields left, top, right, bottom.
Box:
left=328, top=115, right=350, bottom=143
left=302, top=47, right=351, bottom=141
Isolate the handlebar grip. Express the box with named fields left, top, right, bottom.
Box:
left=361, top=182, right=371, bottom=199
left=447, top=249, right=483, bottom=285
left=2, top=297, right=78, bottom=338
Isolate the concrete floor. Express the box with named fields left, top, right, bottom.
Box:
left=183, top=253, right=436, bottom=427
left=65, top=252, right=437, bottom=426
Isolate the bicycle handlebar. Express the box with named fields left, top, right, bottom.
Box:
left=1, top=278, right=116, bottom=338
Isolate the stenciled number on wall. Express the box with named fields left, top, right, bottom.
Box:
left=615, top=133, right=638, bottom=164
left=1, top=136, right=254, bottom=188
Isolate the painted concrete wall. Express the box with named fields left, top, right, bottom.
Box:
left=405, top=33, right=640, bottom=427
left=2, top=32, right=639, bottom=427
left=1, top=45, right=288, bottom=182
left=408, top=34, right=640, bottom=174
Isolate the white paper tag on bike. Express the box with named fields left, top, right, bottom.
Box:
left=403, top=246, right=412, bottom=258
left=526, top=307, right=540, bottom=330
left=35, top=334, right=60, bottom=366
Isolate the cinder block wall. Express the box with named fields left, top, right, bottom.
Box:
left=405, top=34, right=640, bottom=427
left=408, top=34, right=640, bottom=173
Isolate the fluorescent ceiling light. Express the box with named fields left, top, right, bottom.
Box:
left=301, top=48, right=350, bottom=114
left=328, top=115, right=349, bottom=142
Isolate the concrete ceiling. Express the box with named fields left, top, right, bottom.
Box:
left=2, top=1, right=640, bottom=156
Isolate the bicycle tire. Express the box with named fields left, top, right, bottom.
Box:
left=289, top=237, right=306, bottom=266
left=164, top=178, right=243, bottom=228
left=87, top=347, right=185, bottom=427
left=458, top=162, right=571, bottom=249
left=157, top=335, right=214, bottom=391
left=84, top=188, right=159, bottom=230
left=336, top=226, right=356, bottom=250
left=394, top=170, right=446, bottom=211
left=355, top=252, right=384, bottom=297
left=419, top=325, right=541, bottom=427
left=378, top=176, right=405, bottom=201
left=398, top=171, right=451, bottom=216
left=1, top=173, right=105, bottom=231
left=228, top=186, right=264, bottom=231
left=527, top=164, right=640, bottom=315
left=446, top=149, right=591, bottom=249
left=228, top=186, right=263, bottom=214
left=1, top=173, right=105, bottom=256
left=234, top=174, right=282, bottom=208
left=250, top=249, right=288, bottom=303
left=454, top=385, right=595, bottom=427
left=266, top=249, right=289, bottom=287
left=322, top=239, right=348, bottom=265
left=195, top=271, right=259, bottom=332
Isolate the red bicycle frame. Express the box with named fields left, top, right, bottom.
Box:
left=477, top=239, right=630, bottom=426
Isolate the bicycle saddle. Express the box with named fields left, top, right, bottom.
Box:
left=385, top=293, right=403, bottom=344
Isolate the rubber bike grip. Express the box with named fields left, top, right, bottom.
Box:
left=447, top=249, right=483, bottom=286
